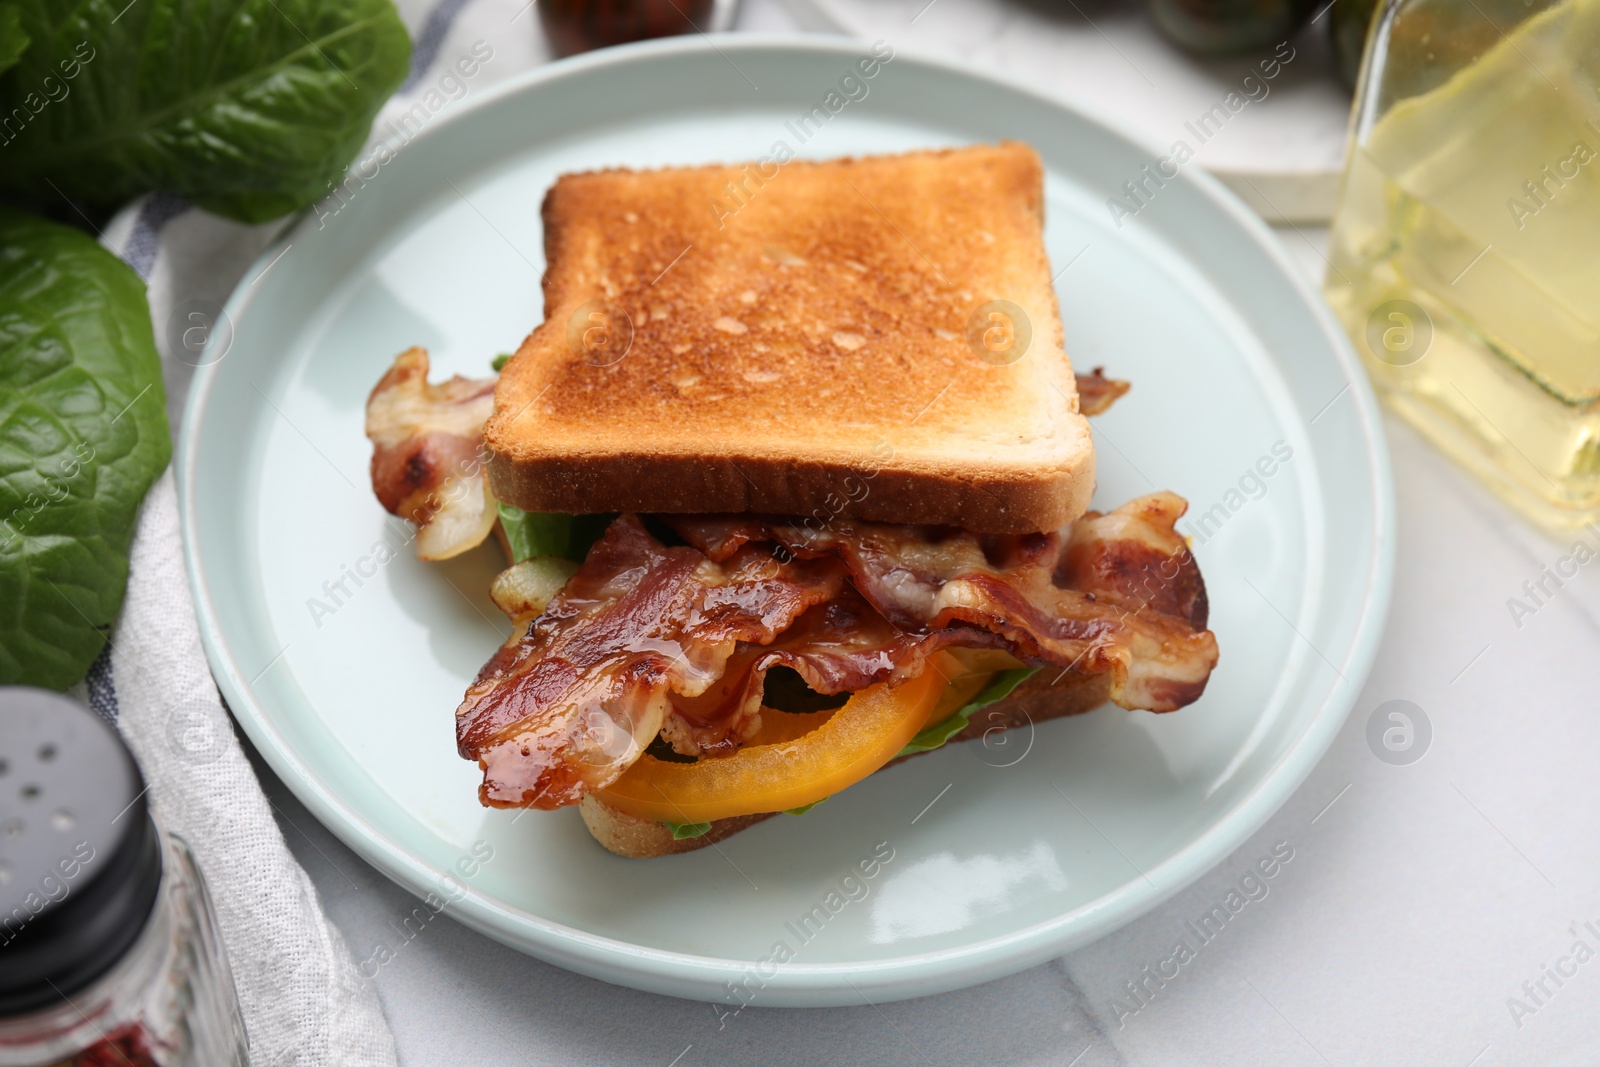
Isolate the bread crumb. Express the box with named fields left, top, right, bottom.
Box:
left=740, top=290, right=757, bottom=305
left=743, top=370, right=780, bottom=383
left=652, top=306, right=670, bottom=321
left=625, top=211, right=639, bottom=223
left=934, top=328, right=958, bottom=341
left=844, top=260, right=868, bottom=273
left=752, top=342, right=770, bottom=353
left=671, top=343, right=692, bottom=355
left=714, top=317, right=748, bottom=334
left=674, top=374, right=701, bottom=391
left=832, top=331, right=866, bottom=351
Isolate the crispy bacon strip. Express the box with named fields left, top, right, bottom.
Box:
left=365, top=347, right=498, bottom=560
left=1076, top=367, right=1131, bottom=416
left=458, top=497, right=1218, bottom=809
left=457, top=517, right=857, bottom=807
left=671, top=495, right=1213, bottom=712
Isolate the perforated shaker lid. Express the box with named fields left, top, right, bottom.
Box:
left=0, top=687, right=162, bottom=1016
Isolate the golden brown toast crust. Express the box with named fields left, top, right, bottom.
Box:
left=486, top=143, right=1094, bottom=535
left=579, top=668, right=1111, bottom=859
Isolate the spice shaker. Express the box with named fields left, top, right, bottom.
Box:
left=0, top=688, right=247, bottom=1067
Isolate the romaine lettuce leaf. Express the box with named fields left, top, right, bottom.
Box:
left=498, top=502, right=612, bottom=564
left=664, top=821, right=711, bottom=840
left=897, top=667, right=1041, bottom=757
left=0, top=0, right=410, bottom=223
left=498, top=503, right=573, bottom=563
left=0, top=208, right=169, bottom=688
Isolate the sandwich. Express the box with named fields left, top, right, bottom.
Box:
left=364, top=143, right=1219, bottom=858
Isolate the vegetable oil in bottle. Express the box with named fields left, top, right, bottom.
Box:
left=1325, top=0, right=1600, bottom=532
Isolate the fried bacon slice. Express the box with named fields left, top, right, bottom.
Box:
left=365, top=347, right=498, bottom=560
left=457, top=498, right=1217, bottom=810
left=1075, top=367, right=1131, bottom=416
left=457, top=517, right=856, bottom=807
left=672, top=496, right=1212, bottom=711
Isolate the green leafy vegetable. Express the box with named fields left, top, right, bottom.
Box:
left=897, top=668, right=1040, bottom=757
left=784, top=799, right=824, bottom=815
left=497, top=502, right=612, bottom=564
left=0, top=5, right=28, bottom=79
left=498, top=503, right=576, bottom=563
left=0, top=208, right=169, bottom=688
left=0, top=0, right=410, bottom=222
left=490, top=352, right=513, bottom=372
left=664, top=821, right=712, bottom=840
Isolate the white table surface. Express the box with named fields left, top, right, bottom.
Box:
left=250, top=5, right=1600, bottom=1064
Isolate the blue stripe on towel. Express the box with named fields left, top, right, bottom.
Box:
left=85, top=643, right=120, bottom=725
left=121, top=192, right=191, bottom=282
left=402, top=0, right=476, bottom=92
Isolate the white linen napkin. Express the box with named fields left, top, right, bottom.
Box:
left=84, top=203, right=400, bottom=1066
left=80, top=472, right=399, bottom=1067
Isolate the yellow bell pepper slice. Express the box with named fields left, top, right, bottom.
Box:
left=596, top=652, right=966, bottom=823
left=745, top=707, right=835, bottom=746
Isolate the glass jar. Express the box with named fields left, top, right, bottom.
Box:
left=1324, top=0, right=1600, bottom=533
left=538, top=0, right=715, bottom=57
left=0, top=688, right=247, bottom=1067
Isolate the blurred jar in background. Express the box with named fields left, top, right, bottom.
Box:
left=1146, top=0, right=1315, bottom=55
left=540, top=0, right=714, bottom=57
left=1325, top=0, right=1600, bottom=533
left=0, top=689, right=247, bottom=1067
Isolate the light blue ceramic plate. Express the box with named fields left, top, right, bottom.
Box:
left=179, top=37, right=1392, bottom=1007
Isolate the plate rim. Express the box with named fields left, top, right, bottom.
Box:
left=178, top=33, right=1394, bottom=1006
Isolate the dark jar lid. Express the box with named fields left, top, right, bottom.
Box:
left=0, top=687, right=162, bottom=1016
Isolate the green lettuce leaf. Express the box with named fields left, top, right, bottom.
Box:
left=498, top=503, right=574, bottom=564
left=897, top=667, right=1041, bottom=757
left=0, top=208, right=169, bottom=688
left=497, top=502, right=611, bottom=564
left=664, top=821, right=711, bottom=840
left=0, top=0, right=410, bottom=223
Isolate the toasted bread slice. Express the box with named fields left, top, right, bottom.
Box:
left=487, top=143, right=1094, bottom=535
left=578, top=668, right=1110, bottom=859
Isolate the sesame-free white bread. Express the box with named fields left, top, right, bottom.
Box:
left=486, top=142, right=1094, bottom=535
